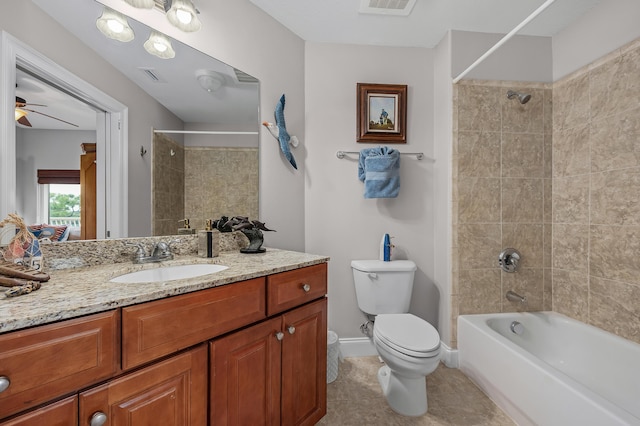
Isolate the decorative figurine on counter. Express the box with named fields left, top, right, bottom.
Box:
left=211, top=216, right=275, bottom=253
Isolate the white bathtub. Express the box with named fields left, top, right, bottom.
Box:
left=458, top=312, right=640, bottom=426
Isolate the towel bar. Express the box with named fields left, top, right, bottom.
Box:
left=336, top=150, right=432, bottom=161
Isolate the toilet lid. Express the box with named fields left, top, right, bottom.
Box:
left=374, top=314, right=440, bottom=357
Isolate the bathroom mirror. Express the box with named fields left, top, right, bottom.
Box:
left=2, top=0, right=259, bottom=240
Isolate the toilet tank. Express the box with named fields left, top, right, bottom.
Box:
left=351, top=260, right=417, bottom=315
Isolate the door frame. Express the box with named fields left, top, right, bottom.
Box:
left=0, top=31, right=128, bottom=238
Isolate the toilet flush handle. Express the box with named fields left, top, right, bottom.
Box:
left=368, top=273, right=378, bottom=279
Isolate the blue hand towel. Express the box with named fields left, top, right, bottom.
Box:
left=358, top=146, right=400, bottom=198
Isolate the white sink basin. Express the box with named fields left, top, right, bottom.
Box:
left=110, top=264, right=228, bottom=283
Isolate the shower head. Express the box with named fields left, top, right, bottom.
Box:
left=507, top=90, right=531, bottom=104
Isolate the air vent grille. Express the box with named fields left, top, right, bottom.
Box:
left=359, top=0, right=416, bottom=15
left=139, top=68, right=166, bottom=83
left=233, top=68, right=259, bottom=84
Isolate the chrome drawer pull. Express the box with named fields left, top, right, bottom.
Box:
left=90, top=412, right=108, bottom=426
left=0, top=376, right=10, bottom=393
left=287, top=326, right=296, bottom=335
left=302, top=283, right=311, bottom=292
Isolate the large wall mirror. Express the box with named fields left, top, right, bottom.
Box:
left=1, top=0, right=259, bottom=242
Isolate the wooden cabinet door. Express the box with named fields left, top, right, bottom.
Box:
left=210, top=317, right=282, bottom=426
left=0, top=310, right=119, bottom=419
left=79, top=345, right=207, bottom=426
left=0, top=395, right=77, bottom=426
left=281, top=298, right=327, bottom=426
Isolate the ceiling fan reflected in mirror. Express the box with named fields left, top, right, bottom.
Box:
left=14, top=96, right=79, bottom=128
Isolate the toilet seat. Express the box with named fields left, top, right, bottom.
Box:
left=374, top=314, right=440, bottom=358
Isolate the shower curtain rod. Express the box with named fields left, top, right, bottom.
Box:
left=452, top=0, right=557, bottom=83
left=153, top=129, right=258, bottom=135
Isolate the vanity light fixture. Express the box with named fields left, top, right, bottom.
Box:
left=144, top=31, right=176, bottom=59
left=166, top=0, right=201, bottom=32
left=195, top=69, right=224, bottom=93
left=96, top=7, right=135, bottom=42
left=123, top=0, right=155, bottom=9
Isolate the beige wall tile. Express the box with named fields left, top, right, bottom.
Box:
left=552, top=224, right=589, bottom=274
left=458, top=131, right=501, bottom=177
left=502, top=223, right=543, bottom=268
left=552, top=269, right=589, bottom=322
left=457, top=85, right=501, bottom=132
left=502, top=178, right=543, bottom=223
left=552, top=175, right=589, bottom=224
left=543, top=178, right=552, bottom=224
left=458, top=269, right=501, bottom=314
left=590, top=109, right=640, bottom=173
left=590, top=276, right=640, bottom=344
left=458, top=178, right=501, bottom=223
left=553, top=73, right=590, bottom=132
left=590, top=45, right=640, bottom=121
left=459, top=224, right=502, bottom=269
left=543, top=88, right=553, bottom=135
left=590, top=225, right=640, bottom=285
left=591, top=168, right=640, bottom=225
left=543, top=223, right=552, bottom=268
left=552, top=124, right=590, bottom=177
left=501, top=133, right=544, bottom=178
left=543, top=134, right=553, bottom=179
left=543, top=268, right=552, bottom=311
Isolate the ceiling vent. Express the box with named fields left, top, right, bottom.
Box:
left=233, top=68, right=259, bottom=84
left=139, top=67, right=167, bottom=83
left=359, top=0, right=417, bottom=16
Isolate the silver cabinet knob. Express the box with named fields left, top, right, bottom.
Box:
left=0, top=376, right=10, bottom=393
left=287, top=326, right=296, bottom=335
left=90, top=412, right=108, bottom=426
left=275, top=331, right=284, bottom=341
left=302, top=283, right=311, bottom=292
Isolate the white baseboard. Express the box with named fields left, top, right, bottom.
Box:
left=339, top=337, right=459, bottom=368
left=338, top=337, right=376, bottom=358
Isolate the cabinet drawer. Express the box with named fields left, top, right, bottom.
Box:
left=122, top=277, right=266, bottom=369
left=0, top=395, right=77, bottom=426
left=267, top=263, right=327, bottom=316
left=0, top=311, right=119, bottom=420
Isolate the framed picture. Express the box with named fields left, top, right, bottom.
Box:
left=357, top=83, right=407, bottom=143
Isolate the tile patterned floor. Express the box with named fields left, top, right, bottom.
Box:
left=317, top=357, right=516, bottom=426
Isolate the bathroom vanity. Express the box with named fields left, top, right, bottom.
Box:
left=0, top=244, right=328, bottom=425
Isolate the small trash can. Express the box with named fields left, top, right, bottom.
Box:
left=327, top=330, right=340, bottom=383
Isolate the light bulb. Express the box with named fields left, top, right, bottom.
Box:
left=153, top=42, right=167, bottom=52
left=107, top=19, right=125, bottom=33
left=176, top=9, right=192, bottom=24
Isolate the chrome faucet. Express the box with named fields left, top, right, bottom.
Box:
left=126, top=240, right=176, bottom=264
left=506, top=290, right=527, bottom=304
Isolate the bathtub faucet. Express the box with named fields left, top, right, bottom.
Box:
left=506, top=290, right=527, bottom=304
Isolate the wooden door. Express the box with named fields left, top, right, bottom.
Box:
left=80, top=144, right=96, bottom=240
left=281, top=299, right=327, bottom=426
left=79, top=345, right=207, bottom=426
left=0, top=395, right=77, bottom=426
left=210, top=317, right=282, bottom=426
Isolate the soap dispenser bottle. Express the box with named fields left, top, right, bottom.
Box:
left=380, top=234, right=392, bottom=261
left=178, top=218, right=196, bottom=235
left=198, top=219, right=220, bottom=258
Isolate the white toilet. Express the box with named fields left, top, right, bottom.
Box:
left=351, top=259, right=441, bottom=417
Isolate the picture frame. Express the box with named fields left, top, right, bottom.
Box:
left=357, top=83, right=407, bottom=143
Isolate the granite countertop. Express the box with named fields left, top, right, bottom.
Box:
left=0, top=248, right=329, bottom=334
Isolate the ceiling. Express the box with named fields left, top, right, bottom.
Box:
left=249, top=0, right=602, bottom=48
left=18, top=0, right=601, bottom=130
left=19, top=0, right=259, bottom=131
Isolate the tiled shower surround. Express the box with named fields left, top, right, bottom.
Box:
left=152, top=132, right=259, bottom=235
left=451, top=37, right=640, bottom=347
